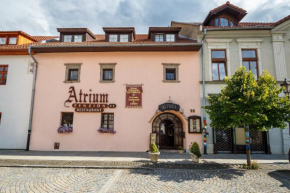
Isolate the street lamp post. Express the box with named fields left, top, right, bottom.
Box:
left=280, top=79, right=290, bottom=162
left=280, top=79, right=290, bottom=96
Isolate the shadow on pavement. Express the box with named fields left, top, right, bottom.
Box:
left=268, top=170, right=290, bottom=190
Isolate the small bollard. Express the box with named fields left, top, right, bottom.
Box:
left=288, top=148, right=290, bottom=163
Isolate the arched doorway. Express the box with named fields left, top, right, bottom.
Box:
left=152, top=113, right=183, bottom=150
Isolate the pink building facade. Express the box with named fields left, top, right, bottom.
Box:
left=29, top=27, right=202, bottom=152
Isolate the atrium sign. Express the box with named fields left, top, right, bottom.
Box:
left=158, top=103, right=180, bottom=112
left=64, top=86, right=116, bottom=112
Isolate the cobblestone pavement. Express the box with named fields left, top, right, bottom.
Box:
left=0, top=167, right=289, bottom=193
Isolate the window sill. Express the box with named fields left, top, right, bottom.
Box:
left=99, top=80, right=115, bottom=83
left=188, top=132, right=202, bottom=134
left=162, top=80, right=180, bottom=83
left=63, top=80, right=80, bottom=83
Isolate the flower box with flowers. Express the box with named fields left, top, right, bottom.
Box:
left=57, top=126, right=73, bottom=133
left=97, top=127, right=116, bottom=134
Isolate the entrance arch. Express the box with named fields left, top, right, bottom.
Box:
left=152, top=113, right=183, bottom=150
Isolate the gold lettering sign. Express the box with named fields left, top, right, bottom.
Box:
left=125, top=85, right=143, bottom=108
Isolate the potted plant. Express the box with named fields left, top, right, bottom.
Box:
left=178, top=146, right=184, bottom=154
left=190, top=142, right=201, bottom=163
left=148, top=143, right=160, bottom=162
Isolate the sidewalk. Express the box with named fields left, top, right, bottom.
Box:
left=0, top=150, right=289, bottom=170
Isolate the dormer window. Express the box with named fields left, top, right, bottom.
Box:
left=63, top=35, right=83, bottom=42
left=166, top=34, right=175, bottom=42
left=120, top=34, right=129, bottom=42
left=155, top=34, right=164, bottom=42
left=57, top=28, right=96, bottom=42
left=215, top=17, right=234, bottom=27
left=0, top=36, right=18, bottom=45
left=64, top=35, right=72, bottom=42
left=0, top=37, right=6, bottom=45
left=74, top=35, right=82, bottom=42
left=109, top=34, right=118, bottom=42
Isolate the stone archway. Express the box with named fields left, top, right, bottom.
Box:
left=152, top=113, right=183, bottom=150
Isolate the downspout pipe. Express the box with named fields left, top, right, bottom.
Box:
left=202, top=29, right=207, bottom=119
left=26, top=46, right=38, bottom=151
left=201, top=29, right=207, bottom=154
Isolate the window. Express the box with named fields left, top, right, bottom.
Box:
left=120, top=34, right=129, bottom=42
left=8, top=37, right=17, bottom=44
left=155, top=34, right=164, bottom=42
left=0, top=65, right=8, bottom=85
left=103, top=69, right=113, bottom=81
left=215, top=17, right=233, bottom=27
left=101, top=113, right=114, bottom=129
left=242, top=49, right=258, bottom=79
left=61, top=112, right=73, bottom=127
left=68, top=69, right=79, bottom=81
left=162, top=63, right=180, bottom=83
left=63, top=35, right=72, bottom=42
left=74, top=35, right=82, bottom=42
left=64, top=63, right=81, bottom=83
left=0, top=37, right=6, bottom=44
left=99, top=63, right=116, bottom=83
left=109, top=34, right=118, bottom=42
left=166, top=34, right=175, bottom=42
left=188, top=116, right=201, bottom=133
left=220, top=18, right=229, bottom=26
left=211, top=50, right=227, bottom=81
left=166, top=69, right=176, bottom=80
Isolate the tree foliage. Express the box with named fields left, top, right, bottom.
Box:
left=204, top=67, right=290, bottom=130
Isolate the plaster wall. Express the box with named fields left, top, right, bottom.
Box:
left=30, top=52, right=202, bottom=152
left=0, top=56, right=33, bottom=149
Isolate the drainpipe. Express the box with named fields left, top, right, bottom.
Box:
left=26, top=46, right=38, bottom=151
left=201, top=29, right=207, bottom=154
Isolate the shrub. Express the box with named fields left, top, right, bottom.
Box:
left=243, top=161, right=260, bottom=170
left=178, top=146, right=184, bottom=150
left=149, top=143, right=159, bottom=153
left=190, top=142, right=201, bottom=158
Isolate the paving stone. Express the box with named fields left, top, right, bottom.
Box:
left=0, top=167, right=289, bottom=193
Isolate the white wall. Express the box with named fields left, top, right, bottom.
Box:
left=0, top=55, right=33, bottom=149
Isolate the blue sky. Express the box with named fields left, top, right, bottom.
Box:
left=0, top=0, right=289, bottom=35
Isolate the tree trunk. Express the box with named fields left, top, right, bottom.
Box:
left=245, top=125, right=251, bottom=166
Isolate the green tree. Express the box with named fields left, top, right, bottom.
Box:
left=204, top=67, right=290, bottom=165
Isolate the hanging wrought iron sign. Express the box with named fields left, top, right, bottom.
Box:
left=64, top=86, right=116, bottom=112
left=125, top=84, right=143, bottom=108
left=158, top=103, right=180, bottom=112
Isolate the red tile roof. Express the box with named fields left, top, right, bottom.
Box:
left=274, top=15, right=290, bottom=26
left=57, top=28, right=96, bottom=39
left=0, top=31, right=37, bottom=42
left=32, top=36, right=59, bottom=42
left=210, top=1, right=247, bottom=14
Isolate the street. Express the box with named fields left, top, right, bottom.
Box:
left=0, top=167, right=289, bottom=193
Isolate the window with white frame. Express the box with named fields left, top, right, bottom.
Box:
left=166, top=34, right=175, bottom=42
left=242, top=49, right=259, bottom=80
left=63, top=35, right=72, bottom=42
left=109, top=34, right=118, bottom=42
left=74, top=35, right=82, bottom=42
left=211, top=50, right=227, bottom=81
left=120, top=34, right=129, bottom=42
left=155, top=34, right=164, bottom=42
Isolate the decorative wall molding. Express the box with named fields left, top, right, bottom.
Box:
left=271, top=34, right=288, bottom=80
left=206, top=39, right=232, bottom=81
left=236, top=38, right=263, bottom=76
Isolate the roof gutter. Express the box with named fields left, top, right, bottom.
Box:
left=26, top=46, right=38, bottom=151
left=203, top=27, right=273, bottom=31
left=30, top=43, right=202, bottom=49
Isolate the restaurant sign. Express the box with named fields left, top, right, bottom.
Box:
left=64, top=86, right=116, bottom=112
left=158, top=103, right=180, bottom=112
left=125, top=84, right=143, bottom=108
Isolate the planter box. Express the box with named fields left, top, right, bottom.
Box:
left=178, top=150, right=184, bottom=154
left=190, top=153, right=200, bottom=163
left=148, top=152, right=160, bottom=163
